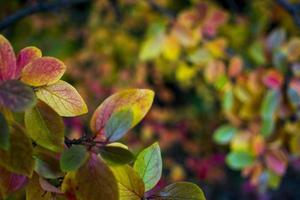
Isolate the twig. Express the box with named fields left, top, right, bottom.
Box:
left=276, top=0, right=300, bottom=27
left=0, top=0, right=90, bottom=31
left=147, top=0, right=176, bottom=19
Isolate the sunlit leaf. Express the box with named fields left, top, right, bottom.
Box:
left=104, top=108, right=133, bottom=142
left=155, top=182, right=206, bottom=200
left=36, top=80, right=88, bottom=117
left=287, top=38, right=300, bottom=61
left=0, top=166, right=27, bottom=199
left=0, top=34, right=16, bottom=81
left=90, top=89, right=154, bottom=136
left=260, top=118, right=275, bottom=138
left=0, top=80, right=36, bottom=112
left=26, top=173, right=52, bottom=200
left=100, top=145, right=135, bottom=165
left=111, top=165, right=145, bottom=200
left=60, top=145, right=88, bottom=172
left=16, top=46, right=42, bottom=78
left=248, top=41, right=266, bottom=65
left=162, top=35, right=181, bottom=61
left=226, top=151, right=254, bottom=170
left=25, top=101, right=65, bottom=152
left=0, top=112, right=9, bottom=150
left=0, top=125, right=34, bottom=177
left=213, top=125, right=237, bottom=145
left=134, top=142, right=162, bottom=191
left=74, top=153, right=119, bottom=200
left=21, top=57, right=66, bottom=87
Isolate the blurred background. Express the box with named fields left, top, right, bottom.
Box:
left=1, top=0, right=300, bottom=199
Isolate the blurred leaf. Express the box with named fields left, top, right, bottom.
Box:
left=260, top=90, right=280, bottom=120
left=260, top=118, right=275, bottom=138
left=265, top=150, right=287, bottom=176
left=0, top=112, right=9, bottom=150
left=25, top=102, right=65, bottom=152
left=248, top=41, right=266, bottom=65
left=134, top=142, right=162, bottom=191
left=111, top=165, right=145, bottom=200
left=226, top=151, right=254, bottom=170
left=100, top=146, right=135, bottom=165
left=36, top=80, right=88, bottom=117
left=213, top=125, right=237, bottom=145
left=26, top=173, right=52, bottom=200
left=21, top=57, right=66, bottom=87
left=0, top=80, right=36, bottom=112
left=155, top=182, right=206, bottom=200
left=104, top=108, right=133, bottom=142
left=60, top=145, right=88, bottom=172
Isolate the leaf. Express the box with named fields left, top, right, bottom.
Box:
left=226, top=151, right=254, bottom=170
left=0, top=166, right=27, bottom=199
left=60, top=145, right=88, bottom=172
left=213, top=125, right=237, bottom=145
left=260, top=90, right=280, bottom=120
left=248, top=41, right=266, bottom=65
left=35, top=80, right=88, bottom=117
left=16, top=46, right=42, bottom=78
left=104, top=108, right=133, bottom=142
left=0, top=34, right=16, bottom=82
left=260, top=118, right=275, bottom=138
left=0, top=125, right=34, bottom=177
left=265, top=149, right=288, bottom=176
left=100, top=146, right=135, bottom=165
left=34, top=146, right=63, bottom=179
left=156, top=182, right=206, bottom=200
left=90, top=89, right=154, bottom=136
left=110, top=165, right=145, bottom=200
left=21, top=57, right=66, bottom=87
left=25, top=101, right=65, bottom=152
left=134, top=142, right=162, bottom=191
left=26, top=173, right=52, bottom=200
left=0, top=80, right=36, bottom=112
left=0, top=112, right=9, bottom=150
left=139, top=23, right=165, bottom=61
left=74, top=153, right=119, bottom=200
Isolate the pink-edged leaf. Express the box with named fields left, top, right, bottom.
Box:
left=265, top=149, right=288, bottom=176
left=263, top=70, right=283, bottom=90
left=90, top=89, right=154, bottom=136
left=0, top=80, right=36, bottom=112
left=35, top=80, right=88, bottom=117
left=16, top=46, right=42, bottom=78
left=26, top=173, right=52, bottom=200
left=0, top=166, right=27, bottom=198
left=21, top=57, right=66, bottom=87
left=0, top=35, right=16, bottom=82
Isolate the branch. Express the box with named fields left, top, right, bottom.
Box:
left=147, top=0, right=176, bottom=19
left=0, top=0, right=90, bottom=31
left=276, top=0, right=300, bottom=27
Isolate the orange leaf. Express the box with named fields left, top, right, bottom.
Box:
left=21, top=57, right=66, bottom=87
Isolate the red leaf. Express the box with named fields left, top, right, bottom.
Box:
left=0, top=35, right=16, bottom=82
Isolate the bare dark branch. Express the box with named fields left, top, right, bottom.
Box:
left=276, top=0, right=300, bottom=27
left=0, top=0, right=90, bottom=31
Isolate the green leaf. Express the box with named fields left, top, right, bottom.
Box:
left=100, top=145, right=135, bottom=165
left=213, top=125, right=237, bottom=145
left=60, top=145, right=88, bottom=172
left=25, top=101, right=65, bottom=152
left=104, top=108, right=133, bottom=142
left=0, top=80, right=36, bottom=112
left=260, top=118, right=275, bottom=138
left=226, top=151, right=254, bottom=170
left=134, top=142, right=162, bottom=191
left=248, top=41, right=266, bottom=65
left=0, top=112, right=9, bottom=150
left=156, top=182, right=206, bottom=200
left=111, top=165, right=145, bottom=200
left=74, top=154, right=119, bottom=200
left=261, top=90, right=280, bottom=120
left=0, top=125, right=34, bottom=177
